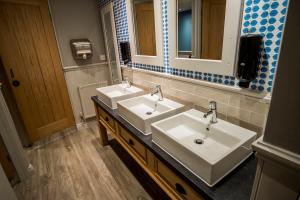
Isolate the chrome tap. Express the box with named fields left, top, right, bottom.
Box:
left=203, top=101, right=217, bottom=124
left=151, top=85, right=164, bottom=101
left=122, top=77, right=131, bottom=88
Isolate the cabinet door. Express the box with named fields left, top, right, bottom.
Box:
left=156, top=159, right=204, bottom=200
left=118, top=125, right=147, bottom=161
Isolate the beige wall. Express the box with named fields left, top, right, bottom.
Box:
left=123, top=68, right=270, bottom=135
left=0, top=165, right=17, bottom=200
left=49, top=0, right=106, bottom=66
left=64, top=64, right=109, bottom=123
left=263, top=0, right=300, bottom=155
left=49, top=0, right=111, bottom=124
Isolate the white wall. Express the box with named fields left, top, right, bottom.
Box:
left=49, top=0, right=111, bottom=124
left=263, top=0, right=300, bottom=155
left=0, top=89, right=31, bottom=181
left=0, top=165, right=17, bottom=200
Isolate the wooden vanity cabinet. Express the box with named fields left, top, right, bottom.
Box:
left=118, top=125, right=147, bottom=162
left=97, top=106, right=116, bottom=132
left=147, top=150, right=204, bottom=200
left=94, top=103, right=205, bottom=200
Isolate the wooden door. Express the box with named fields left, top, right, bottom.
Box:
left=0, top=0, right=75, bottom=142
left=135, top=2, right=156, bottom=56
left=201, top=0, right=226, bottom=60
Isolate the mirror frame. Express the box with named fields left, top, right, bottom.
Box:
left=168, top=0, right=243, bottom=76
left=126, top=0, right=164, bottom=66
left=100, top=2, right=122, bottom=84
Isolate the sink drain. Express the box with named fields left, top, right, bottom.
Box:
left=146, top=111, right=153, bottom=115
left=194, top=138, right=204, bottom=145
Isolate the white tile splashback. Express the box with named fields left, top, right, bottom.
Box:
left=123, top=67, right=269, bottom=134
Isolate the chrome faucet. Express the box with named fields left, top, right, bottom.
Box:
left=123, top=77, right=131, bottom=88
left=203, top=101, right=217, bottom=124
left=151, top=85, right=164, bottom=101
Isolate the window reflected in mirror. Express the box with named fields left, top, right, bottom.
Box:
left=133, top=0, right=156, bottom=56
left=177, top=0, right=226, bottom=60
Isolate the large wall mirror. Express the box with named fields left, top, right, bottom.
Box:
left=126, top=0, right=164, bottom=66
left=169, top=0, right=243, bottom=75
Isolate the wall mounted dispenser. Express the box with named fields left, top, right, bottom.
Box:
left=236, top=34, right=263, bottom=88
left=120, top=42, right=131, bottom=64
left=70, top=39, right=92, bottom=60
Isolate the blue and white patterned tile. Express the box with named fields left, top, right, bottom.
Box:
left=242, top=0, right=272, bottom=91
left=266, top=0, right=288, bottom=92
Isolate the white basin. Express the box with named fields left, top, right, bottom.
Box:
left=151, top=109, right=257, bottom=186
left=117, top=94, right=185, bottom=135
left=96, top=84, right=144, bottom=109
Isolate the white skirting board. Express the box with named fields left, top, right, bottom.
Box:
left=78, top=81, right=107, bottom=120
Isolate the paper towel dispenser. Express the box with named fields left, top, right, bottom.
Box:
left=236, top=34, right=263, bottom=88
left=120, top=42, right=131, bottom=64
left=70, top=39, right=92, bottom=60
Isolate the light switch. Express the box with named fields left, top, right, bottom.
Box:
left=100, top=54, right=106, bottom=61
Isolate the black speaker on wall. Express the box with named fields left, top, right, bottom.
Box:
left=236, top=34, right=263, bottom=88
left=120, top=42, right=131, bottom=64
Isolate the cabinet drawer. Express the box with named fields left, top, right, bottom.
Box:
left=119, top=126, right=147, bottom=161
left=156, top=160, right=204, bottom=200
left=98, top=107, right=115, bottom=131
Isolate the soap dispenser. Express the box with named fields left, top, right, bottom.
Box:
left=236, top=34, right=263, bottom=88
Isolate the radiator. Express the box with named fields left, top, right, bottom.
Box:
left=78, top=81, right=107, bottom=120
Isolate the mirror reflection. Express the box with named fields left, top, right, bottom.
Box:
left=104, top=12, right=120, bottom=83
left=177, top=0, right=226, bottom=60
left=132, top=0, right=156, bottom=56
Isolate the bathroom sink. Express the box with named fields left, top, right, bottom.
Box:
left=151, top=109, right=257, bottom=186
left=96, top=84, right=144, bottom=109
left=117, top=94, right=185, bottom=135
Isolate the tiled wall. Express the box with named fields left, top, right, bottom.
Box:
left=241, top=0, right=288, bottom=92
left=98, top=0, right=289, bottom=132
left=100, top=0, right=288, bottom=93
left=123, top=68, right=268, bottom=135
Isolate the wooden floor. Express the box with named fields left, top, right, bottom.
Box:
left=14, top=121, right=154, bottom=200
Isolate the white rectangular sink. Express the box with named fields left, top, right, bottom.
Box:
left=96, top=84, right=144, bottom=109
left=117, top=94, right=185, bottom=135
left=151, top=109, right=257, bottom=187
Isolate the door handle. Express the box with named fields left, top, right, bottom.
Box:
left=175, top=183, right=187, bottom=195
left=12, top=80, right=20, bottom=87
left=128, top=139, right=134, bottom=146
left=9, top=68, right=20, bottom=87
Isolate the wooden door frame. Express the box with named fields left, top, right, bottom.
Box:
left=0, top=86, right=31, bottom=181
left=0, top=164, right=17, bottom=200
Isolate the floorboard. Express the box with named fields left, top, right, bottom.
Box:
left=14, top=121, right=156, bottom=200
